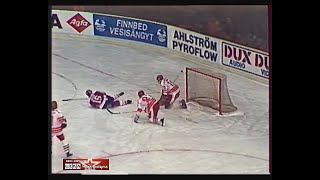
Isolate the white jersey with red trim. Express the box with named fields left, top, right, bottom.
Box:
left=52, top=109, right=66, bottom=136
left=160, top=78, right=179, bottom=95
left=137, top=94, right=157, bottom=113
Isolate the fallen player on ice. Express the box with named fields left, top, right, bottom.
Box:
left=85, top=89, right=132, bottom=109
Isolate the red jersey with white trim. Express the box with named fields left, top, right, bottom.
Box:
left=160, top=78, right=179, bottom=95
left=52, top=109, right=66, bottom=135
left=137, top=94, right=157, bottom=113
left=88, top=91, right=108, bottom=109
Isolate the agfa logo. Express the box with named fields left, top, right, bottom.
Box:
left=94, top=19, right=106, bottom=32
left=67, top=13, right=91, bottom=33
left=157, top=29, right=166, bottom=43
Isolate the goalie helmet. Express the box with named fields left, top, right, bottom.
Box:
left=138, top=90, right=145, bottom=98
left=85, top=89, right=92, bottom=97
left=156, top=75, right=163, bottom=84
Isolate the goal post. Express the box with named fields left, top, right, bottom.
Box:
left=185, top=67, right=237, bottom=115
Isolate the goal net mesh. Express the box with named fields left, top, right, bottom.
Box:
left=186, top=68, right=237, bottom=114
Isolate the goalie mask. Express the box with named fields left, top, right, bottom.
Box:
left=85, top=89, right=92, bottom=97
left=156, top=75, right=163, bottom=84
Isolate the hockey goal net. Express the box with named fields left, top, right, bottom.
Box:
left=185, top=67, right=237, bottom=115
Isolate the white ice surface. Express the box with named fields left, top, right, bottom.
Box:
left=51, top=33, right=269, bottom=174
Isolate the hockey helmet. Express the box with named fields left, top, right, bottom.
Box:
left=138, top=90, right=145, bottom=98
left=85, top=89, right=92, bottom=97
left=52, top=101, right=58, bottom=110
left=156, top=75, right=163, bottom=84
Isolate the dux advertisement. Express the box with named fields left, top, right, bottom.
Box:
left=93, top=14, right=167, bottom=47
left=222, top=42, right=269, bottom=79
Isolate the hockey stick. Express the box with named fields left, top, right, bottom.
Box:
left=105, top=108, right=137, bottom=115
left=172, top=70, right=184, bottom=83
left=105, top=108, right=120, bottom=114
left=156, top=70, right=183, bottom=86
left=62, top=98, right=87, bottom=101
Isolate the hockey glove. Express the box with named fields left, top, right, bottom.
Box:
left=61, top=123, right=67, bottom=129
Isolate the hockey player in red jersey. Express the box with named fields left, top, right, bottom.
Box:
left=51, top=101, right=73, bottom=157
left=156, top=75, right=187, bottom=109
left=134, top=90, right=165, bottom=126
left=85, top=90, right=132, bottom=109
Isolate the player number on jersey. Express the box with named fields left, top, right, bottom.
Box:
left=91, top=95, right=102, bottom=102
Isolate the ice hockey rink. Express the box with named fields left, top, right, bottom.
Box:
left=51, top=33, right=269, bottom=174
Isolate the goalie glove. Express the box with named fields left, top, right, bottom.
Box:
left=134, top=114, right=140, bottom=123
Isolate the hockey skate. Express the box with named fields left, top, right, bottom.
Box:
left=180, top=99, right=187, bottom=109
left=160, top=118, right=165, bottom=126
left=66, top=152, right=73, bottom=157
left=127, top=100, right=132, bottom=104
left=134, top=115, right=139, bottom=123
left=119, top=92, right=124, bottom=96
left=114, top=92, right=124, bottom=99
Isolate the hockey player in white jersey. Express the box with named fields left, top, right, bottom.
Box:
left=52, top=101, right=73, bottom=157
left=156, top=74, right=187, bottom=109
left=134, top=90, right=165, bottom=126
